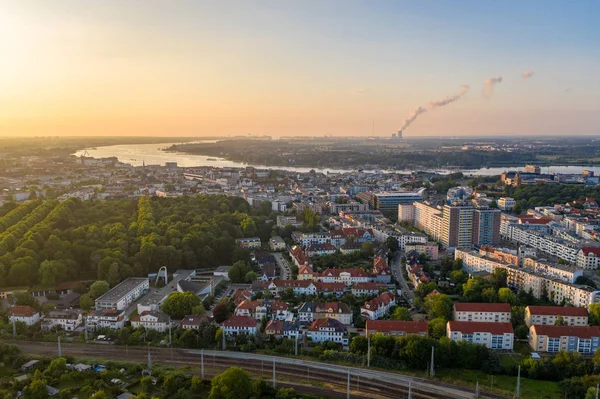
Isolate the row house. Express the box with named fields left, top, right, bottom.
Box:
left=318, top=268, right=375, bottom=286
left=406, top=263, right=430, bottom=287
left=265, top=319, right=300, bottom=339
left=306, top=243, right=337, bottom=257
left=525, top=306, right=589, bottom=327
left=453, top=303, right=511, bottom=323
left=455, top=249, right=600, bottom=308
left=290, top=246, right=313, bottom=270
left=529, top=325, right=600, bottom=354
left=329, top=228, right=375, bottom=248
left=361, top=292, right=396, bottom=320
left=365, top=320, right=429, bottom=337
left=373, top=256, right=392, bottom=284
left=296, top=232, right=330, bottom=247
left=42, top=310, right=83, bottom=332
left=298, top=301, right=353, bottom=326
left=255, top=280, right=345, bottom=297
left=351, top=282, right=388, bottom=297
left=86, top=309, right=126, bottom=330
left=340, top=242, right=363, bottom=254
left=235, top=237, right=262, bottom=249
left=446, top=321, right=514, bottom=350
left=130, top=311, right=170, bottom=332
left=234, top=300, right=291, bottom=321
left=307, top=318, right=348, bottom=345
left=9, top=306, right=40, bottom=326
left=221, top=316, right=258, bottom=335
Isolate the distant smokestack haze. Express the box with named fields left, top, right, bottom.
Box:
left=484, top=76, right=503, bottom=97
left=399, top=85, right=470, bottom=133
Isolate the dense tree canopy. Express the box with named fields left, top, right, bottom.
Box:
left=161, top=292, right=203, bottom=319
left=209, top=367, right=254, bottom=399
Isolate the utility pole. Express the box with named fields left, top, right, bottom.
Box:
left=57, top=336, right=62, bottom=357
left=168, top=318, right=172, bottom=346
left=596, top=383, right=599, bottom=399
left=515, top=365, right=521, bottom=399
left=272, top=359, right=276, bottom=389
left=367, top=335, right=371, bottom=368
left=84, top=317, right=88, bottom=341
left=147, top=346, right=152, bottom=369
left=12, top=315, right=16, bottom=338
left=201, top=350, right=205, bottom=379
left=347, top=368, right=350, bottom=399
left=222, top=329, right=226, bottom=350
left=429, top=346, right=435, bottom=377
left=408, top=380, right=412, bottom=399
left=475, top=381, right=479, bottom=399
left=295, top=333, right=298, bottom=356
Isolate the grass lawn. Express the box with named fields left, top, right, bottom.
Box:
left=435, top=368, right=562, bottom=399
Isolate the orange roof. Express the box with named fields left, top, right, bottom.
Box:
left=9, top=305, right=38, bottom=317
left=531, top=325, right=600, bottom=339
left=221, top=316, right=257, bottom=328
left=454, top=303, right=511, bottom=313
left=236, top=300, right=264, bottom=310
left=366, top=320, right=428, bottom=335
left=580, top=247, right=600, bottom=257
left=448, top=321, right=514, bottom=335
left=527, top=306, right=588, bottom=317
left=308, top=317, right=346, bottom=332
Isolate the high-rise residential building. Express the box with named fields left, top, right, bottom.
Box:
left=441, top=202, right=474, bottom=248
left=473, top=208, right=501, bottom=245
left=369, top=190, right=425, bottom=212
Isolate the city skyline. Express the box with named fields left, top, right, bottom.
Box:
left=1, top=1, right=599, bottom=137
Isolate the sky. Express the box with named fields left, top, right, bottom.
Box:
left=1, top=0, right=599, bottom=137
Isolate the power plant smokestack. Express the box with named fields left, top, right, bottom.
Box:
left=398, top=84, right=470, bottom=134
left=522, top=71, right=534, bottom=80
left=484, top=76, right=503, bottom=97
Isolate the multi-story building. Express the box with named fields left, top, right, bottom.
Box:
left=9, top=306, right=40, bottom=326
left=365, top=320, right=428, bottom=337
left=360, top=292, right=396, bottom=320
left=525, top=306, right=589, bottom=327
left=329, top=201, right=369, bottom=214
left=446, top=321, right=514, bottom=350
left=42, top=310, right=82, bottom=331
left=95, top=278, right=149, bottom=311
left=529, top=325, right=600, bottom=354
left=503, top=226, right=579, bottom=263
left=86, top=309, right=126, bottom=330
left=404, top=242, right=439, bottom=260
left=221, top=316, right=258, bottom=335
left=235, top=237, right=262, bottom=249
left=455, top=249, right=600, bottom=308
left=577, top=247, right=600, bottom=270
left=351, top=282, right=388, bottom=296
left=179, top=315, right=205, bottom=330
left=412, top=202, right=444, bottom=242
left=442, top=202, right=474, bottom=248
left=307, top=318, right=348, bottom=345
left=472, top=208, right=501, bottom=245
left=298, top=301, right=353, bottom=326
left=130, top=311, right=170, bottom=332
left=498, top=197, right=516, bottom=211
left=453, top=303, right=511, bottom=323
left=276, top=215, right=302, bottom=228
left=369, top=190, right=425, bottom=212
left=265, top=319, right=300, bottom=339
left=269, top=236, right=286, bottom=251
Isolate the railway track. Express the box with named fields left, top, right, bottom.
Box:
left=12, top=341, right=508, bottom=399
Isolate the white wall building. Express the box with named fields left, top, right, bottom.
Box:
left=453, top=303, right=511, bottom=323
left=447, top=321, right=514, bottom=350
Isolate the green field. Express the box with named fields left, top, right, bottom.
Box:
left=435, top=369, right=562, bottom=399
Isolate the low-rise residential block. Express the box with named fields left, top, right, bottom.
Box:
left=453, top=303, right=511, bottom=323
left=365, top=320, right=428, bottom=336
left=446, top=321, right=514, bottom=350
left=529, top=325, right=600, bottom=354
left=525, top=306, right=589, bottom=327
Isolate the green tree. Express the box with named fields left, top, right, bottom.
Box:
left=590, top=303, right=600, bottom=325
left=385, top=236, right=399, bottom=253
left=213, top=302, right=230, bottom=323
left=23, top=379, right=49, bottom=399
left=489, top=268, right=508, bottom=290
left=79, top=293, right=94, bottom=310
left=209, top=367, right=253, bottom=399
left=89, top=280, right=110, bottom=299
left=192, top=305, right=206, bottom=316
left=38, top=260, right=68, bottom=287
left=424, top=294, right=453, bottom=320
left=498, top=288, right=517, bottom=305
left=515, top=325, right=529, bottom=339
left=245, top=271, right=258, bottom=283
left=13, top=292, right=40, bottom=309
left=361, top=242, right=375, bottom=258
left=555, top=315, right=568, bottom=326
left=392, top=307, right=412, bottom=321
left=161, top=292, right=203, bottom=319
left=428, top=317, right=447, bottom=339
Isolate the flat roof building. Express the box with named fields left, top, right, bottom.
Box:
left=95, top=278, right=149, bottom=311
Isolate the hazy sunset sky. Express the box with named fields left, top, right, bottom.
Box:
left=1, top=1, right=599, bottom=137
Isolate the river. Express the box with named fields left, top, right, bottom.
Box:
left=73, top=142, right=600, bottom=176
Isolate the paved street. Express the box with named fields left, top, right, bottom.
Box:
left=391, top=252, right=415, bottom=303
left=272, top=252, right=292, bottom=280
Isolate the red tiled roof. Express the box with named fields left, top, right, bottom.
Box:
left=315, top=302, right=351, bottom=314
left=580, top=247, right=600, bottom=257
left=308, top=317, right=346, bottom=332
left=315, top=282, right=345, bottom=292
left=448, top=321, right=514, bottom=335
left=299, top=265, right=313, bottom=274
left=10, top=305, right=38, bottom=317
left=527, top=306, right=588, bottom=317
left=352, top=282, right=387, bottom=290
left=454, top=303, right=511, bottom=313
left=531, top=325, right=600, bottom=339
left=517, top=216, right=553, bottom=225
left=366, top=320, right=428, bottom=335
left=236, top=300, right=264, bottom=310
left=221, top=316, right=257, bottom=328
left=265, top=319, right=283, bottom=333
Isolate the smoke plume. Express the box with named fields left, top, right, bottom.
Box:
left=399, top=84, right=470, bottom=132
left=429, top=85, right=470, bottom=109
left=484, top=76, right=503, bottom=97
left=522, top=71, right=535, bottom=79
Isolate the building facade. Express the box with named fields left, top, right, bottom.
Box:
left=446, top=321, right=514, bottom=350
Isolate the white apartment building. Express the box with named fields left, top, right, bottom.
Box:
left=307, top=318, right=348, bottom=345
left=530, top=325, right=600, bottom=354
left=95, top=278, right=149, bottom=311
left=497, top=197, right=516, bottom=211
left=453, top=303, right=511, bottom=323
left=360, top=292, right=396, bottom=320
left=577, top=247, right=600, bottom=270
left=447, top=321, right=514, bottom=350
left=412, top=202, right=444, bottom=242
left=130, top=311, right=170, bottom=332
left=525, top=306, right=589, bottom=327
left=86, top=309, right=126, bottom=330
left=221, top=316, right=258, bottom=335
left=9, top=306, right=40, bottom=326
left=42, top=310, right=82, bottom=332
left=503, top=226, right=579, bottom=264
left=455, top=249, right=600, bottom=308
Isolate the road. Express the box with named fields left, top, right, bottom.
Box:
left=272, top=252, right=292, bottom=280
left=392, top=252, right=415, bottom=303
left=11, top=340, right=505, bottom=399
